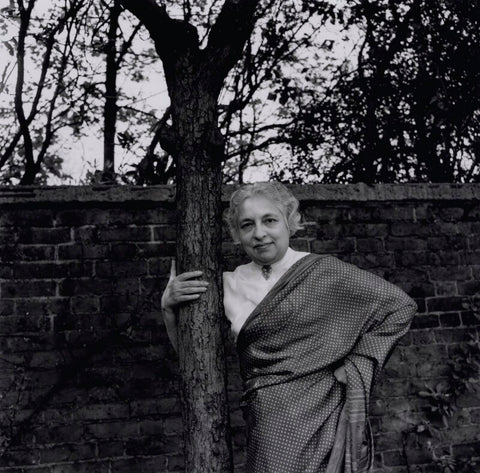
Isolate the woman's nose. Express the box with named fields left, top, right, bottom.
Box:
left=253, top=224, right=267, bottom=239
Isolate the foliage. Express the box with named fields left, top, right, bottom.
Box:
left=401, top=297, right=480, bottom=472
left=2, top=0, right=480, bottom=183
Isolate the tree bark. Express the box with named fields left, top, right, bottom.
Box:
left=118, top=1, right=258, bottom=471
left=103, top=0, right=121, bottom=182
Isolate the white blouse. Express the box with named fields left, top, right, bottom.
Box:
left=223, top=247, right=310, bottom=337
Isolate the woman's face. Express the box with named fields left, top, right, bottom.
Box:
left=236, top=195, right=290, bottom=266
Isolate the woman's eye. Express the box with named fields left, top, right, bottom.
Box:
left=265, top=218, right=277, bottom=224
left=241, top=222, right=253, bottom=229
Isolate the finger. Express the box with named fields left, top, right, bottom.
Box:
left=178, top=294, right=202, bottom=302
left=169, top=259, right=176, bottom=280
left=179, top=281, right=209, bottom=289
left=177, top=271, right=203, bottom=281
left=175, top=286, right=208, bottom=295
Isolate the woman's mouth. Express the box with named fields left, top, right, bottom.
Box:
left=255, top=243, right=272, bottom=250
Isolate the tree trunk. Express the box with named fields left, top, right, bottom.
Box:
left=173, top=74, right=232, bottom=472
left=103, top=0, right=121, bottom=182
left=117, top=3, right=258, bottom=470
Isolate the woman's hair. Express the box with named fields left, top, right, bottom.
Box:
left=225, top=182, right=304, bottom=243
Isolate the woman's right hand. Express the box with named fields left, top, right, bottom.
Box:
left=161, top=259, right=209, bottom=311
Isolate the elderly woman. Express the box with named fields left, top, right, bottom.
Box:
left=161, top=182, right=417, bottom=473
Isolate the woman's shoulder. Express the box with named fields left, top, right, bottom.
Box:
left=223, top=261, right=255, bottom=284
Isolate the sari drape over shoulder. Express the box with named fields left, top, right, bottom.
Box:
left=236, top=254, right=417, bottom=473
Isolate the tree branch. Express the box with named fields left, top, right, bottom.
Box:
left=118, top=0, right=199, bottom=61
left=203, top=0, right=258, bottom=86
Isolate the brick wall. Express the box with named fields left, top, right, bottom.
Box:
left=0, top=184, right=479, bottom=473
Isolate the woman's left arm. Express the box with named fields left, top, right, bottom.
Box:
left=342, top=266, right=418, bottom=389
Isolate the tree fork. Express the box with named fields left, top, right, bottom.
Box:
left=118, top=2, right=258, bottom=470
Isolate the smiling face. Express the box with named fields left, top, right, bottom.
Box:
left=237, top=195, right=290, bottom=266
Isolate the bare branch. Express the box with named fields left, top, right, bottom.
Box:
left=118, top=0, right=199, bottom=61
left=204, top=0, right=258, bottom=85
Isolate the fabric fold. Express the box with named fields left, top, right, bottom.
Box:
left=236, top=254, right=417, bottom=473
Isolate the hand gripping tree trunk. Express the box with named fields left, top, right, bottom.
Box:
left=118, top=1, right=258, bottom=471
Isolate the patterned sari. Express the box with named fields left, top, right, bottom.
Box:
left=236, top=254, right=417, bottom=473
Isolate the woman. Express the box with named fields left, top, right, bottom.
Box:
left=161, top=182, right=417, bottom=473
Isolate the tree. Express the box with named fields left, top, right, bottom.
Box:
left=117, top=1, right=258, bottom=471
left=275, top=0, right=480, bottom=183
left=0, top=0, right=159, bottom=185
left=0, top=0, right=86, bottom=184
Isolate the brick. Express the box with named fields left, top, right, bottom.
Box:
left=394, top=251, right=428, bottom=267
left=152, top=225, right=177, bottom=242
left=316, top=224, right=343, bottom=239
left=460, top=311, right=480, bottom=326
left=463, top=251, right=480, bottom=265
left=469, top=234, right=480, bottom=249
left=350, top=253, right=395, bottom=269
left=434, top=328, right=471, bottom=343
left=301, top=206, right=349, bottom=223
left=342, top=223, right=389, bottom=237
left=293, top=222, right=317, bottom=239
left=108, top=207, right=176, bottom=225
left=97, top=440, right=124, bottom=458
left=58, top=244, right=109, bottom=260
left=125, top=435, right=180, bottom=455
left=439, top=312, right=461, bottom=327
left=426, top=296, right=467, bottom=312
left=53, top=312, right=106, bottom=332
left=166, top=454, right=185, bottom=471
left=411, top=330, right=435, bottom=344
left=56, top=209, right=110, bottom=226
left=0, top=263, right=12, bottom=278
left=110, top=457, right=167, bottom=473
left=34, top=424, right=85, bottom=444
left=136, top=242, right=175, bottom=257
left=148, top=258, right=173, bottom=277
left=98, top=226, right=152, bottom=242
left=435, top=281, right=458, bottom=296
left=70, top=296, right=99, bottom=314
left=385, top=268, right=429, bottom=283
left=457, top=281, right=480, bottom=295
left=0, top=447, right=38, bottom=467
left=16, top=298, right=69, bottom=316
left=1, top=280, right=56, bottom=298
left=0, top=209, right=54, bottom=227
left=396, top=282, right=435, bottom=298
left=429, top=266, right=472, bottom=281
left=49, top=460, right=111, bottom=473
left=109, top=242, right=139, bottom=260
left=19, top=227, right=71, bottom=244
left=289, top=238, right=309, bottom=252
left=84, top=420, right=139, bottom=439
left=13, top=262, right=93, bottom=279
left=311, top=238, right=356, bottom=254
left=76, top=403, right=130, bottom=421
left=39, top=443, right=96, bottom=463
left=0, top=299, right=14, bottom=315
left=428, top=236, right=469, bottom=251
left=96, top=261, right=147, bottom=278
left=356, top=238, right=384, bottom=252
left=384, top=237, right=427, bottom=251
left=19, top=245, right=56, bottom=261
left=59, top=278, right=112, bottom=296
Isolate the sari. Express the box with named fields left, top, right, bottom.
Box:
left=236, top=254, right=417, bottom=473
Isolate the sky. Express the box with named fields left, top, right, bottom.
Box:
left=0, top=0, right=357, bottom=185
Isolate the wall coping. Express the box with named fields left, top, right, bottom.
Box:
left=0, top=183, right=479, bottom=205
